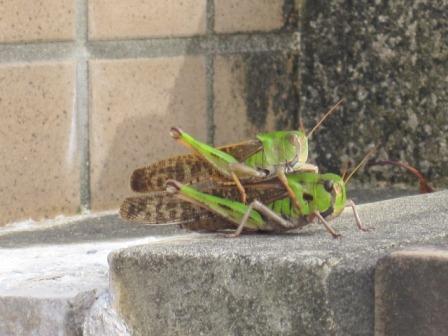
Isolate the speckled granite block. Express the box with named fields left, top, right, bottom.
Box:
left=299, top=0, right=448, bottom=187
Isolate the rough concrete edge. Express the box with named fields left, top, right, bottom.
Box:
left=0, top=289, right=99, bottom=336
left=83, top=290, right=131, bottom=336
left=374, top=245, right=448, bottom=336
left=0, top=210, right=117, bottom=236
left=65, top=289, right=98, bottom=336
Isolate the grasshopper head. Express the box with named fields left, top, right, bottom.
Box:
left=318, top=174, right=347, bottom=219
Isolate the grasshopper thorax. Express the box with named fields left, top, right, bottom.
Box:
left=256, top=131, right=308, bottom=167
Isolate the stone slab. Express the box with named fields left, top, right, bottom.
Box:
left=375, top=247, right=448, bottom=336
left=0, top=213, right=179, bottom=248
left=88, top=0, right=206, bottom=40
left=214, top=0, right=296, bottom=33
left=0, top=0, right=75, bottom=43
left=0, top=213, right=185, bottom=335
left=0, top=62, right=78, bottom=226
left=89, top=57, right=207, bottom=211
left=109, top=190, right=448, bottom=336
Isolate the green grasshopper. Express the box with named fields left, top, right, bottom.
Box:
left=121, top=150, right=373, bottom=238
left=130, top=100, right=344, bottom=210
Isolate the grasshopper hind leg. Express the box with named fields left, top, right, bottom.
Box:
left=225, top=200, right=306, bottom=238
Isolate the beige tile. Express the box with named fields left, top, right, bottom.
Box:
left=214, top=0, right=286, bottom=33
left=0, top=63, right=78, bottom=225
left=214, top=53, right=299, bottom=146
left=88, top=0, right=207, bottom=40
left=90, top=56, right=207, bottom=211
left=0, top=0, right=75, bottom=43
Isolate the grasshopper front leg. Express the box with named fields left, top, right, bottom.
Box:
left=346, top=199, right=370, bottom=232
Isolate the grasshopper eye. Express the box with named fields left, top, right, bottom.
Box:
left=323, top=180, right=333, bottom=192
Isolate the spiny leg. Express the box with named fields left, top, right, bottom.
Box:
left=226, top=200, right=304, bottom=238
left=346, top=199, right=370, bottom=231
left=224, top=201, right=256, bottom=238
left=314, top=212, right=341, bottom=239
left=230, top=172, right=247, bottom=204
left=228, top=162, right=269, bottom=204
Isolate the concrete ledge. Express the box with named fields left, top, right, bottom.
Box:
left=375, top=247, right=448, bottom=336
left=109, top=190, right=448, bottom=336
left=0, top=213, right=182, bottom=335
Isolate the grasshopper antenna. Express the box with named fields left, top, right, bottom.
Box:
left=340, top=160, right=349, bottom=181
left=307, top=98, right=345, bottom=139
left=299, top=116, right=306, bottom=133
left=344, top=146, right=377, bottom=184
left=368, top=160, right=434, bottom=193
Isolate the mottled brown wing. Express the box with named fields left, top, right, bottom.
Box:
left=120, top=194, right=235, bottom=231
left=130, top=154, right=223, bottom=193
left=120, top=181, right=287, bottom=229
left=219, top=139, right=262, bottom=161
left=130, top=139, right=262, bottom=193
left=179, top=217, right=237, bottom=231
left=120, top=192, right=205, bottom=224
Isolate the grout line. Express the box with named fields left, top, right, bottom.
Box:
left=75, top=0, right=91, bottom=211
left=205, top=0, right=215, bottom=145
left=0, top=33, right=299, bottom=64
left=0, top=43, right=76, bottom=64
left=206, top=0, right=215, bottom=35
left=89, top=33, right=299, bottom=59
left=77, top=60, right=90, bottom=211
left=205, top=55, right=215, bottom=145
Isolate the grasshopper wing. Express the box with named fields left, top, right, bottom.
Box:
left=120, top=192, right=205, bottom=224
left=130, top=154, right=221, bottom=193
left=130, top=139, right=262, bottom=193
left=120, top=193, right=236, bottom=231
left=121, top=181, right=287, bottom=228
left=219, top=139, right=262, bottom=161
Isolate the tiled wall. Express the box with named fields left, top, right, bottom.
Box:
left=0, top=0, right=299, bottom=225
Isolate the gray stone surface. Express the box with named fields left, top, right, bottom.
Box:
left=375, top=247, right=448, bottom=336
left=83, top=291, right=131, bottom=336
left=0, top=296, right=73, bottom=336
left=0, top=213, right=188, bottom=335
left=299, top=0, right=448, bottom=187
left=109, top=190, right=448, bottom=336
left=348, top=187, right=417, bottom=204
left=0, top=212, right=179, bottom=248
